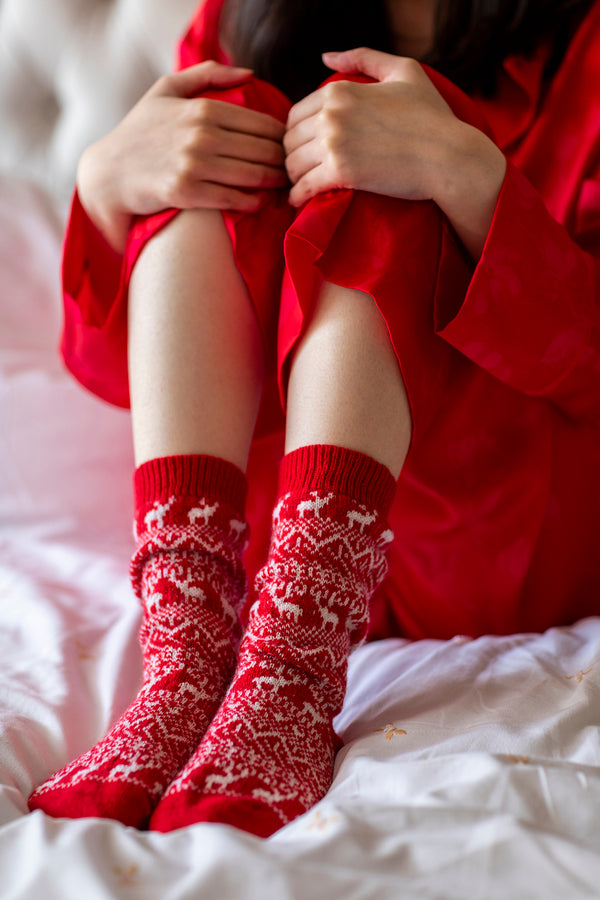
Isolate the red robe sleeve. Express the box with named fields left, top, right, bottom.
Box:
left=433, top=160, right=600, bottom=423
left=60, top=189, right=131, bottom=407
left=433, top=0, right=600, bottom=424
left=59, top=0, right=228, bottom=408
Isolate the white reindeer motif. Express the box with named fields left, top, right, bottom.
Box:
left=272, top=595, right=303, bottom=621
left=297, top=492, right=334, bottom=519
left=229, top=518, right=247, bottom=540
left=188, top=499, right=219, bottom=526
left=143, top=590, right=165, bottom=616
left=143, top=497, right=176, bottom=532
left=320, top=606, right=339, bottom=628
left=347, top=508, right=377, bottom=531
left=308, top=588, right=340, bottom=629
left=379, top=528, right=394, bottom=546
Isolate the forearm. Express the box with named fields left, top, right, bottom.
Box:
left=432, top=122, right=507, bottom=261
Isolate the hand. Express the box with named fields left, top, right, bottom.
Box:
left=284, top=47, right=506, bottom=258
left=284, top=48, right=460, bottom=206
left=78, top=61, right=288, bottom=252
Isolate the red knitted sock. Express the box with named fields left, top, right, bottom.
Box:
left=28, top=454, right=248, bottom=828
left=150, top=445, right=395, bottom=836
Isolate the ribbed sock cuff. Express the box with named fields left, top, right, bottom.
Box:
left=134, top=455, right=247, bottom=516
left=279, top=445, right=396, bottom=516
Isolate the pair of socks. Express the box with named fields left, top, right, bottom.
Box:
left=28, top=445, right=395, bottom=836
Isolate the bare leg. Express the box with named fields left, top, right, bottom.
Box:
left=149, top=279, right=410, bottom=837
left=28, top=209, right=269, bottom=829
left=128, top=208, right=265, bottom=469
left=285, top=281, right=411, bottom=478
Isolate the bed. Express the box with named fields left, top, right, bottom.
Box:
left=1, top=0, right=600, bottom=896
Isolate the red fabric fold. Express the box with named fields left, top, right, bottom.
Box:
left=436, top=162, right=600, bottom=422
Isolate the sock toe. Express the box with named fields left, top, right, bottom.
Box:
left=150, top=792, right=284, bottom=838
left=28, top=780, right=153, bottom=829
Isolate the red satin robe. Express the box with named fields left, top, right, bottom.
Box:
left=60, top=0, right=600, bottom=640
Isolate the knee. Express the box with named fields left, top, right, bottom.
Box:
left=129, top=207, right=246, bottom=325
left=133, top=208, right=231, bottom=275
left=306, top=281, right=388, bottom=346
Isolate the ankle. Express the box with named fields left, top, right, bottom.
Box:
left=278, top=444, right=396, bottom=516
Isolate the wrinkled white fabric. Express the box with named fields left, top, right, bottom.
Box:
left=1, top=175, right=600, bottom=900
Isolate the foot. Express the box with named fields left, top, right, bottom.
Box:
left=149, top=629, right=341, bottom=836
left=28, top=454, right=248, bottom=827
left=149, top=446, right=395, bottom=836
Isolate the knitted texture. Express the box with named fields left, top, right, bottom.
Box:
left=150, top=445, right=395, bottom=836
left=28, top=455, right=248, bottom=828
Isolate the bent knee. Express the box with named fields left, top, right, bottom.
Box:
left=134, top=207, right=233, bottom=274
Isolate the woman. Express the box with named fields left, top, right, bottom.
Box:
left=28, top=0, right=600, bottom=837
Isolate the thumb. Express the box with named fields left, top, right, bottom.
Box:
left=322, top=47, right=403, bottom=82
left=155, top=60, right=254, bottom=98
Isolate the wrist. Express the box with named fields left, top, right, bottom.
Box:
left=431, top=122, right=507, bottom=260
left=77, top=142, right=131, bottom=254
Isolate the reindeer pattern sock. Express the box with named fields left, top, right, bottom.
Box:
left=28, top=454, right=249, bottom=828
left=149, top=444, right=396, bottom=836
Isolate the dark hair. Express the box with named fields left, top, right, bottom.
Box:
left=427, top=0, right=595, bottom=95
left=220, top=0, right=392, bottom=102
left=221, top=0, right=595, bottom=101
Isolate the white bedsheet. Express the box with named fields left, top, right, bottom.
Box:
left=1, top=176, right=600, bottom=899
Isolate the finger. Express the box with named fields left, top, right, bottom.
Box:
left=197, top=98, right=286, bottom=141
left=322, top=47, right=409, bottom=82
left=185, top=181, right=271, bottom=213
left=284, top=140, right=322, bottom=186
left=288, top=164, right=341, bottom=207
left=205, top=156, right=289, bottom=191
left=286, top=89, right=326, bottom=131
left=283, top=114, right=318, bottom=156
left=157, top=61, right=254, bottom=98
left=212, top=127, right=286, bottom=168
